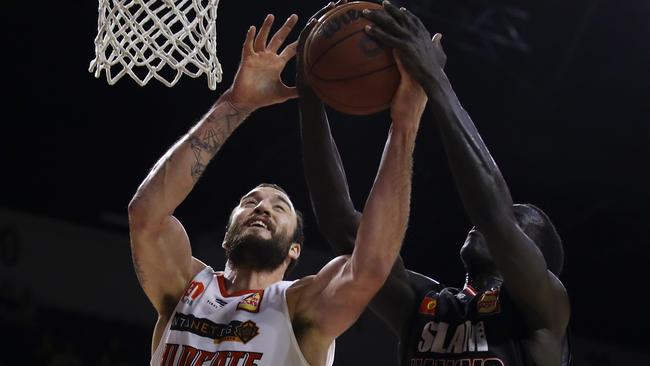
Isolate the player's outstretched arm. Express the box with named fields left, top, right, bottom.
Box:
left=296, top=4, right=417, bottom=337
left=296, top=5, right=360, bottom=255
left=127, top=14, right=300, bottom=317
left=364, top=2, right=569, bottom=338
left=289, top=54, right=426, bottom=364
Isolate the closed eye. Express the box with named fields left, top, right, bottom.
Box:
left=242, top=199, right=257, bottom=207
left=274, top=205, right=287, bottom=212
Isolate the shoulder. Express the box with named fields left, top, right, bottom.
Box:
left=286, top=255, right=351, bottom=309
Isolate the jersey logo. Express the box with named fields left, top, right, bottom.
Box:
left=237, top=291, right=264, bottom=313
left=182, top=281, right=205, bottom=306
left=418, top=296, right=438, bottom=316
left=477, top=288, right=501, bottom=316
left=221, top=320, right=260, bottom=344
left=171, top=313, right=260, bottom=344
left=206, top=297, right=228, bottom=310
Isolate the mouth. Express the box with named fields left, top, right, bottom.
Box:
left=246, top=217, right=272, bottom=232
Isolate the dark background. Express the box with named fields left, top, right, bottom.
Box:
left=2, top=0, right=649, bottom=364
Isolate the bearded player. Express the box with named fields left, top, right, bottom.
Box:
left=128, top=12, right=427, bottom=366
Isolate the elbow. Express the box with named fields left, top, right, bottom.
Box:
left=127, top=195, right=155, bottom=233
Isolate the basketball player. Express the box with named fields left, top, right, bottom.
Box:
left=297, top=2, right=570, bottom=365
left=128, top=12, right=426, bottom=366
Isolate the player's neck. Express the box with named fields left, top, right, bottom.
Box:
left=222, top=261, right=286, bottom=293
left=464, top=272, right=503, bottom=293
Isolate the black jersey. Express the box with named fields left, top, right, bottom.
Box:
left=404, top=283, right=554, bottom=366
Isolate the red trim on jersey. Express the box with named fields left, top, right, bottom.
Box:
left=216, top=274, right=261, bottom=298
left=463, top=284, right=478, bottom=297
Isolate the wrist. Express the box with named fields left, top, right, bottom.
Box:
left=424, top=74, right=457, bottom=114
left=390, top=120, right=420, bottom=143
left=423, top=69, right=451, bottom=101
left=218, top=88, right=257, bottom=116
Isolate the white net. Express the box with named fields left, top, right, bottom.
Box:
left=89, top=0, right=222, bottom=90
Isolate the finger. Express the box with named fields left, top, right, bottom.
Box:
left=280, top=41, right=298, bottom=61
left=254, top=14, right=274, bottom=52
left=242, top=25, right=256, bottom=59
left=363, top=9, right=408, bottom=37
left=433, top=33, right=447, bottom=68
left=268, top=14, right=299, bottom=53
left=312, top=2, right=336, bottom=21
left=335, top=0, right=348, bottom=6
left=383, top=0, right=409, bottom=25
left=365, top=24, right=402, bottom=49
left=400, top=7, right=419, bottom=26
left=392, top=49, right=420, bottom=91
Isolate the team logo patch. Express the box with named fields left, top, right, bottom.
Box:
left=418, top=296, right=438, bottom=316
left=171, top=313, right=260, bottom=344
left=237, top=291, right=264, bottom=313
left=182, top=281, right=205, bottom=306
left=477, top=288, right=501, bottom=315
left=218, top=320, right=260, bottom=344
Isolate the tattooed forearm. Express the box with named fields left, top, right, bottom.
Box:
left=187, top=110, right=244, bottom=182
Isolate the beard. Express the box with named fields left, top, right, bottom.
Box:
left=223, top=222, right=293, bottom=272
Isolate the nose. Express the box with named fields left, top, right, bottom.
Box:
left=253, top=199, right=272, bottom=216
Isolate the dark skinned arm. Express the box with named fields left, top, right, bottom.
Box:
left=364, top=0, right=570, bottom=349
left=296, top=3, right=417, bottom=338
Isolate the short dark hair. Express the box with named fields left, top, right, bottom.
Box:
left=255, top=183, right=304, bottom=275
left=513, top=204, right=564, bottom=275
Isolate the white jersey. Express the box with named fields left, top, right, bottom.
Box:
left=151, top=266, right=335, bottom=366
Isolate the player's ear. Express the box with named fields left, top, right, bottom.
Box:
left=289, top=243, right=301, bottom=260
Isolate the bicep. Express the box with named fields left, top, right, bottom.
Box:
left=297, top=256, right=386, bottom=340
left=130, top=215, right=204, bottom=314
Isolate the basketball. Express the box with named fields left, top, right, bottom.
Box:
left=303, top=1, right=400, bottom=115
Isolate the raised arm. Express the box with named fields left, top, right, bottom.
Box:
left=295, top=6, right=417, bottom=337
left=290, top=53, right=427, bottom=361
left=127, top=14, right=300, bottom=317
left=297, top=51, right=360, bottom=255
left=364, top=2, right=569, bottom=337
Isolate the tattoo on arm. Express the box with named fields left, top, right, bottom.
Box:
left=187, top=110, right=241, bottom=183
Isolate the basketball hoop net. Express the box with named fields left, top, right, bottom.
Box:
left=89, top=0, right=222, bottom=90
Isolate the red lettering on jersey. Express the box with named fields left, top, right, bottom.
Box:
left=158, top=346, right=263, bottom=366
left=229, top=351, right=246, bottom=365
left=482, top=358, right=504, bottom=366
left=178, top=345, right=199, bottom=366
left=194, top=350, right=216, bottom=365
left=243, top=352, right=263, bottom=366
left=162, top=344, right=179, bottom=366
left=410, top=358, right=504, bottom=366
left=210, top=351, right=228, bottom=366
